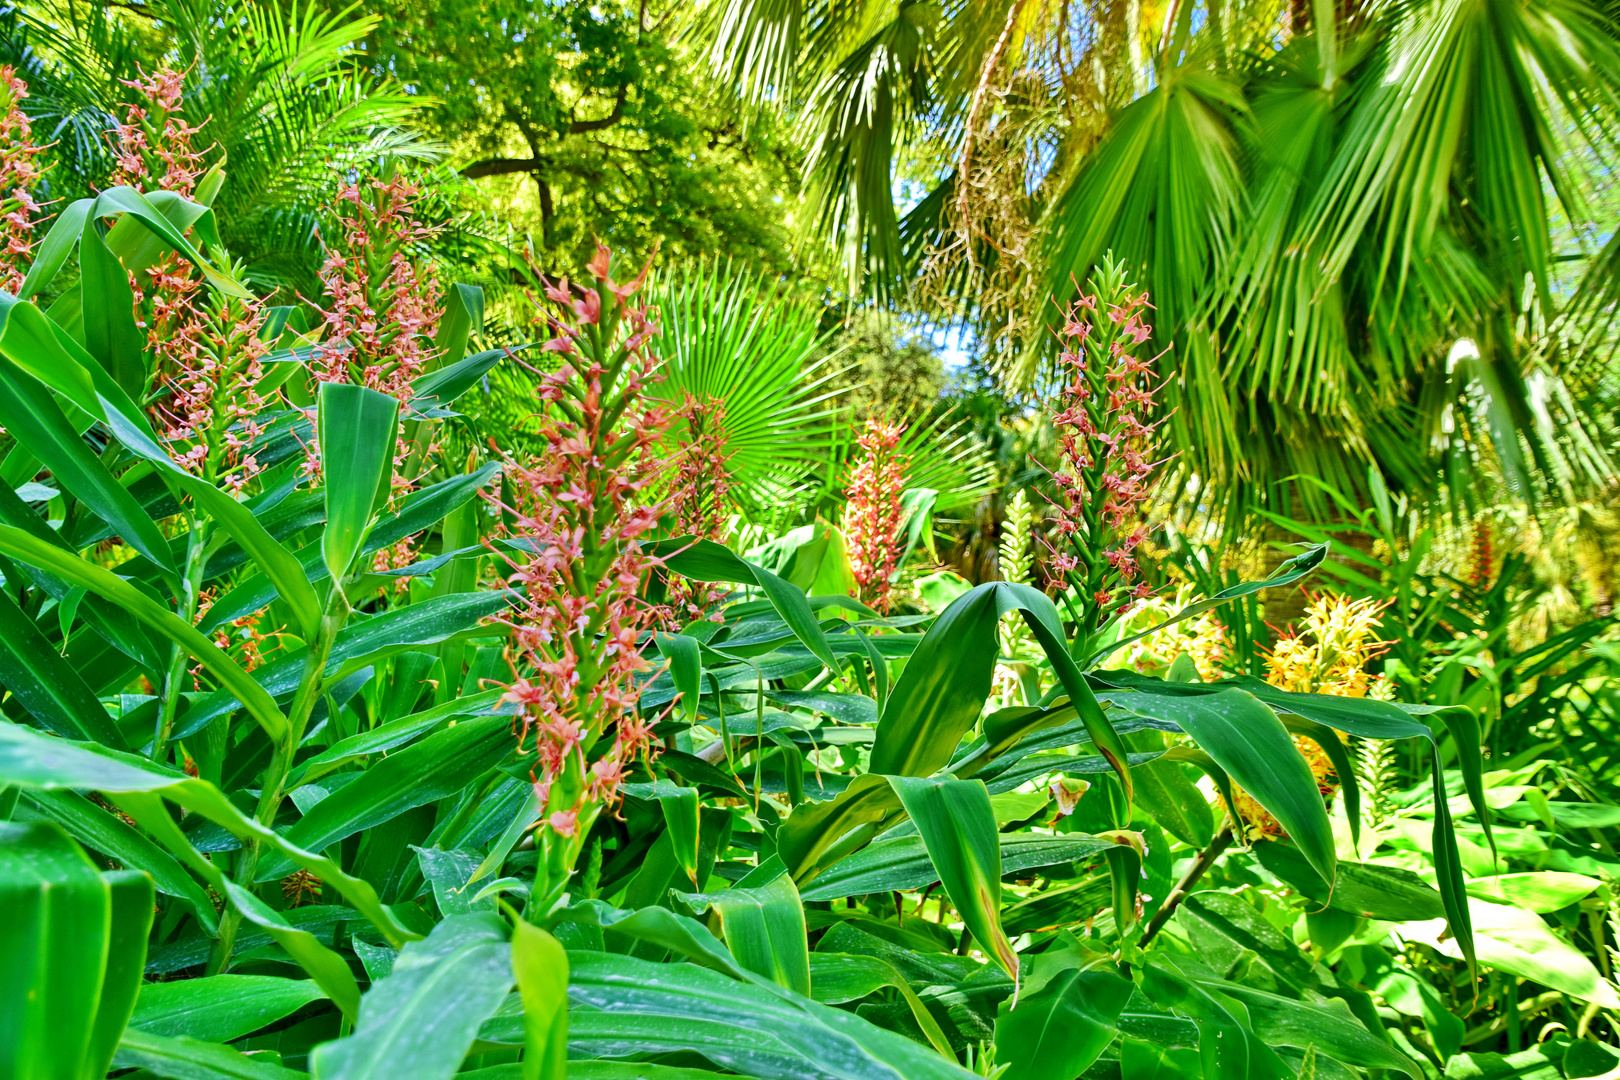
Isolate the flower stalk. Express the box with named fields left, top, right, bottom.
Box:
left=495, top=243, right=670, bottom=917
left=1041, top=257, right=1170, bottom=651
left=843, top=416, right=909, bottom=612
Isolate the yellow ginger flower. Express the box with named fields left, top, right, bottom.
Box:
left=1227, top=592, right=1391, bottom=841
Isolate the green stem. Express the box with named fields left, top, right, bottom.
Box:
left=207, top=585, right=352, bottom=974
left=152, top=519, right=211, bottom=764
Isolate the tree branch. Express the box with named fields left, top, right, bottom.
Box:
left=459, top=157, right=543, bottom=179
left=1138, top=826, right=1234, bottom=948
left=569, top=86, right=627, bottom=134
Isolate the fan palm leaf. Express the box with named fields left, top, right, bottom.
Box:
left=646, top=260, right=849, bottom=523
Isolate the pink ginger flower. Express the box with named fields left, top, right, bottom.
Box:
left=111, top=66, right=209, bottom=196
left=1040, top=265, right=1171, bottom=633
left=0, top=67, right=45, bottom=296
left=843, top=416, right=909, bottom=613
left=310, top=174, right=443, bottom=405
left=493, top=242, right=673, bottom=867
left=141, top=260, right=274, bottom=494
left=305, top=171, right=446, bottom=576
left=658, top=392, right=735, bottom=626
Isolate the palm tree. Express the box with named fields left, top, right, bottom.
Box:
left=692, top=0, right=1620, bottom=518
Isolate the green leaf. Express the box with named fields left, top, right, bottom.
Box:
left=312, top=915, right=515, bottom=1080
left=1084, top=545, right=1327, bottom=668
left=995, top=968, right=1134, bottom=1080
left=1254, top=844, right=1444, bottom=922
left=1126, top=739, right=1214, bottom=848
left=0, top=291, right=319, bottom=637
left=77, top=216, right=146, bottom=398
left=808, top=953, right=955, bottom=1058
left=557, top=899, right=750, bottom=980
left=887, top=775, right=1019, bottom=982
left=0, top=348, right=175, bottom=575
left=256, top=714, right=514, bottom=880
left=656, top=632, right=703, bottom=726
left=800, top=833, right=1113, bottom=901
left=1468, top=871, right=1601, bottom=913
left=0, top=722, right=417, bottom=947
left=1204, top=981, right=1421, bottom=1077
left=113, top=1027, right=307, bottom=1080
left=18, top=189, right=244, bottom=302
left=430, top=283, right=485, bottom=370
left=1413, top=898, right=1620, bottom=1008
left=685, top=870, right=811, bottom=996
left=198, top=464, right=502, bottom=636
left=0, top=526, right=290, bottom=743
left=0, top=586, right=129, bottom=748
left=872, top=582, right=1131, bottom=801
left=87, top=867, right=155, bottom=1080
left=178, top=591, right=509, bottom=741
left=220, top=883, right=361, bottom=1021
left=463, top=1066, right=730, bottom=1080
left=1123, top=688, right=1335, bottom=888
left=412, top=348, right=505, bottom=410
left=658, top=538, right=838, bottom=670
left=0, top=820, right=108, bottom=1080
left=409, top=847, right=482, bottom=917
left=293, top=688, right=508, bottom=784
left=319, top=382, right=401, bottom=582
left=1140, top=961, right=1295, bottom=1080
left=537, top=949, right=978, bottom=1080
left=129, top=976, right=326, bottom=1043
left=657, top=784, right=703, bottom=886
left=510, top=919, right=567, bottom=1080
left=777, top=773, right=903, bottom=881
left=21, top=789, right=218, bottom=933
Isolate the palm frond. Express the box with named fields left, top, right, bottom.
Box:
left=645, top=259, right=849, bottom=523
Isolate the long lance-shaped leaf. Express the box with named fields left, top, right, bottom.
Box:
left=777, top=774, right=902, bottom=882
left=77, top=215, right=146, bottom=398
left=128, top=976, right=326, bottom=1043
left=320, top=383, right=401, bottom=582
left=0, top=820, right=108, bottom=1080
left=684, top=871, right=812, bottom=996
left=652, top=537, right=839, bottom=670
left=312, top=915, right=514, bottom=1080
left=511, top=919, right=568, bottom=1080
left=23, top=789, right=218, bottom=934
left=0, top=475, right=165, bottom=672
left=0, top=353, right=176, bottom=577
left=1098, top=671, right=1485, bottom=979
left=1082, top=544, right=1327, bottom=668
left=869, top=581, right=1131, bottom=800
left=88, top=868, right=154, bottom=1080
left=113, top=1028, right=307, bottom=1080
left=0, top=722, right=417, bottom=947
left=197, top=463, right=502, bottom=634
left=808, top=954, right=955, bottom=1058
left=994, top=968, right=1134, bottom=1080
left=656, top=632, right=704, bottom=725
left=0, top=586, right=129, bottom=749
left=888, top=776, right=1020, bottom=983
left=221, top=883, right=361, bottom=1023
left=254, top=713, right=516, bottom=881
left=1122, top=689, right=1337, bottom=889
left=17, top=188, right=246, bottom=300
left=0, top=526, right=289, bottom=743
left=0, top=298, right=324, bottom=639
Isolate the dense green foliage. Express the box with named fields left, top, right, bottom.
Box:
left=0, top=0, right=1617, bottom=1078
